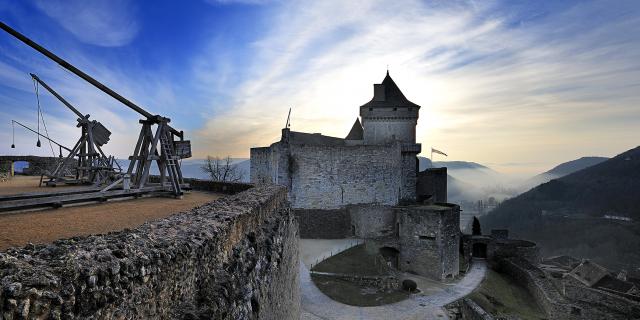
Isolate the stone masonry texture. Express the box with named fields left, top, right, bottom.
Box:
left=0, top=185, right=300, bottom=320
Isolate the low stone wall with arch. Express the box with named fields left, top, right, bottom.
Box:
left=0, top=155, right=60, bottom=176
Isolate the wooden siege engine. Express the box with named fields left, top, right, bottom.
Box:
left=0, top=21, right=191, bottom=197
left=30, top=74, right=120, bottom=187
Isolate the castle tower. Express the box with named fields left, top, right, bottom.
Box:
left=360, top=71, right=422, bottom=202
left=360, top=71, right=420, bottom=145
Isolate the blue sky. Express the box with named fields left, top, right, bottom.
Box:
left=0, top=0, right=639, bottom=176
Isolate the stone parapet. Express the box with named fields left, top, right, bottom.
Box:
left=0, top=185, right=300, bottom=319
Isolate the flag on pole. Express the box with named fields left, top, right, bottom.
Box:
left=431, top=147, right=448, bottom=157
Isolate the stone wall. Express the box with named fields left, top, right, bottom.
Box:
left=0, top=156, right=60, bottom=176
left=150, top=176, right=252, bottom=194
left=460, top=298, right=495, bottom=320
left=349, top=205, right=396, bottom=239
left=0, top=161, right=12, bottom=177
left=248, top=147, right=272, bottom=184
left=399, top=153, right=418, bottom=203
left=361, top=117, right=417, bottom=145
left=288, top=144, right=402, bottom=209
left=562, top=277, right=640, bottom=318
left=0, top=185, right=300, bottom=320
left=295, top=208, right=352, bottom=239
left=416, top=167, right=448, bottom=203
left=488, top=239, right=541, bottom=266
left=495, top=257, right=577, bottom=319
left=396, top=204, right=460, bottom=280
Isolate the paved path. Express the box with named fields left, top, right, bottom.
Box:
left=299, top=239, right=487, bottom=320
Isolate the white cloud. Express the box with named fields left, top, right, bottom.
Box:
left=193, top=0, right=640, bottom=176
left=34, top=0, right=139, bottom=47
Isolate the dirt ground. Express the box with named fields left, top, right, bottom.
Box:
left=0, top=176, right=222, bottom=251
left=0, top=175, right=86, bottom=195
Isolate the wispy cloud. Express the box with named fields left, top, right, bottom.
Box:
left=1, top=0, right=639, bottom=178
left=34, top=0, right=139, bottom=47
left=193, top=0, right=640, bottom=175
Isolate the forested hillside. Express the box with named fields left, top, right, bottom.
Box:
left=481, top=146, right=640, bottom=271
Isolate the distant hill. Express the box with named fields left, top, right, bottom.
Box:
left=418, top=157, right=515, bottom=203
left=418, top=157, right=492, bottom=171
left=481, top=146, right=640, bottom=271
left=520, top=156, right=608, bottom=191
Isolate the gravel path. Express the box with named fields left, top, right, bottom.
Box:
left=0, top=188, right=222, bottom=250
left=300, top=239, right=487, bottom=320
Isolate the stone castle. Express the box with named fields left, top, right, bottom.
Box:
left=250, top=72, right=458, bottom=280
left=251, top=71, right=421, bottom=209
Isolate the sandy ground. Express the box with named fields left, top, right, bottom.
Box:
left=0, top=176, right=222, bottom=251
left=0, top=175, right=87, bottom=195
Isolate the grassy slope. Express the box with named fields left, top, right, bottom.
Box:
left=468, top=269, right=546, bottom=320
left=310, top=244, right=409, bottom=306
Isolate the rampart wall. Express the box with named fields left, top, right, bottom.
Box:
left=460, top=298, right=494, bottom=320
left=0, top=185, right=300, bottom=319
left=289, top=144, right=402, bottom=209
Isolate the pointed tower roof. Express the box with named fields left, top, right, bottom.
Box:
left=345, top=118, right=364, bottom=140
left=360, top=71, right=420, bottom=109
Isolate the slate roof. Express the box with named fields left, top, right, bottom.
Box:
left=289, top=131, right=345, bottom=146
left=568, top=260, right=610, bottom=287
left=594, top=275, right=637, bottom=294
left=543, top=255, right=581, bottom=271
left=345, top=118, right=363, bottom=140
left=361, top=71, right=421, bottom=109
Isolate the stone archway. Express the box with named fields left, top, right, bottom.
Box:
left=472, top=243, right=487, bottom=258
left=379, top=246, right=400, bottom=269
left=0, top=156, right=59, bottom=177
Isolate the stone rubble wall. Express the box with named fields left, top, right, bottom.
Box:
left=0, top=185, right=300, bottom=320
left=460, top=298, right=495, bottom=320
left=495, top=257, right=576, bottom=319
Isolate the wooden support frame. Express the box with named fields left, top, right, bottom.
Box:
left=126, top=117, right=185, bottom=197
left=45, top=118, right=119, bottom=187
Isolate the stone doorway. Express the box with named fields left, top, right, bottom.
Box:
left=472, top=243, right=487, bottom=258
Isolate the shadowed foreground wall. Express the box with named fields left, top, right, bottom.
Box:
left=0, top=185, right=299, bottom=319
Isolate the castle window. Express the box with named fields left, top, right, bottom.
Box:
left=369, top=108, right=373, bottom=111
left=393, top=107, right=397, bottom=111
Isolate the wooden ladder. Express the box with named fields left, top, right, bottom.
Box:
left=159, top=131, right=182, bottom=196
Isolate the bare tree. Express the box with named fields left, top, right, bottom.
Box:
left=201, top=156, right=243, bottom=182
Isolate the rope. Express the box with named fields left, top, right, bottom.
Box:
left=33, top=79, right=40, bottom=137
left=11, top=120, right=15, bottom=145
left=32, top=79, right=55, bottom=156
left=39, top=107, right=56, bottom=156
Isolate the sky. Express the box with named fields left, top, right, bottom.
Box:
left=0, top=0, right=638, bottom=177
